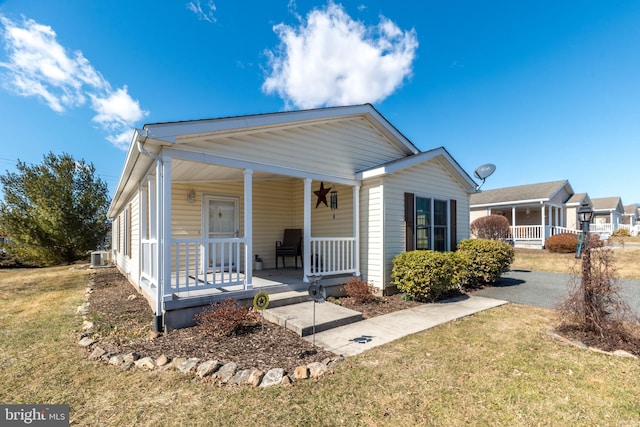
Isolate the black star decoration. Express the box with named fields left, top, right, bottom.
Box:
left=314, top=182, right=332, bottom=208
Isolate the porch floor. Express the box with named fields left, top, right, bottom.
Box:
left=170, top=268, right=351, bottom=300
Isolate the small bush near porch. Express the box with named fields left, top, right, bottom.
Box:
left=470, top=214, right=511, bottom=240
left=545, top=233, right=578, bottom=253
left=391, top=238, right=515, bottom=299
left=456, top=239, right=515, bottom=288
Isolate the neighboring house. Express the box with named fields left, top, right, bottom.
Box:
left=622, top=204, right=639, bottom=235
left=590, top=197, right=625, bottom=234
left=565, top=192, right=593, bottom=231
left=469, top=180, right=579, bottom=248
left=108, top=104, right=478, bottom=330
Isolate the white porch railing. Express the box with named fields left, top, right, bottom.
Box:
left=140, top=239, right=158, bottom=295
left=169, top=237, right=246, bottom=295
left=509, top=226, right=583, bottom=246
left=141, top=236, right=354, bottom=304
left=309, top=237, right=356, bottom=275
left=510, top=225, right=542, bottom=241
left=549, top=226, right=581, bottom=236
left=590, top=223, right=613, bottom=233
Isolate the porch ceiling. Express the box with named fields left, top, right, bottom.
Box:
left=172, top=159, right=282, bottom=182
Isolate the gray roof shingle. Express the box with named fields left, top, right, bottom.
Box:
left=470, top=180, right=569, bottom=206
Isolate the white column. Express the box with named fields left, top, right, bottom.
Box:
left=161, top=156, right=172, bottom=309
left=244, top=169, right=253, bottom=289
left=511, top=207, right=516, bottom=227
left=541, top=202, right=546, bottom=240
left=303, top=178, right=312, bottom=282
left=353, top=183, right=361, bottom=277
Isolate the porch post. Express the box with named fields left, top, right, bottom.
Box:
left=244, top=169, right=253, bottom=290
left=157, top=157, right=172, bottom=332
left=541, top=202, right=546, bottom=241
left=303, top=178, right=312, bottom=282
left=511, top=207, right=516, bottom=227
left=353, top=183, right=361, bottom=277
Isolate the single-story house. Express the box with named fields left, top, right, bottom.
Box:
left=565, top=192, right=593, bottom=231
left=108, top=104, right=478, bottom=330
left=590, top=196, right=625, bottom=234
left=469, top=180, right=580, bottom=248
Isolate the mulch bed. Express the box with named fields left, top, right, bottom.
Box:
left=87, top=267, right=424, bottom=373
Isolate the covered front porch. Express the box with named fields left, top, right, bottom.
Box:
left=489, top=202, right=574, bottom=248
left=136, top=148, right=360, bottom=330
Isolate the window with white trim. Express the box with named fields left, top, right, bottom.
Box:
left=415, top=196, right=449, bottom=251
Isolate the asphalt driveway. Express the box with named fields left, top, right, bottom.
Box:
left=470, top=270, right=640, bottom=315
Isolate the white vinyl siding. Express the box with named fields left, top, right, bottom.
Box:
left=113, top=192, right=140, bottom=284
left=169, top=179, right=354, bottom=271
left=359, top=178, right=384, bottom=290
left=178, top=117, right=406, bottom=179
left=380, top=159, right=470, bottom=289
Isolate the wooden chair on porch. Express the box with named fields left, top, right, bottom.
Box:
left=275, top=228, right=303, bottom=269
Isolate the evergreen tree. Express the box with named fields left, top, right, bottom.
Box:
left=0, top=152, right=110, bottom=265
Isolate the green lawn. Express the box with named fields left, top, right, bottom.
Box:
left=1, top=256, right=640, bottom=426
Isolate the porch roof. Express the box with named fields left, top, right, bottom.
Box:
left=591, top=196, right=624, bottom=213
left=356, top=146, right=478, bottom=193
left=470, top=179, right=573, bottom=208
left=565, top=192, right=591, bottom=207
left=108, top=104, right=420, bottom=217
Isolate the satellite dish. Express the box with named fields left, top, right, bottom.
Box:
left=473, top=163, right=496, bottom=191
left=474, top=163, right=496, bottom=180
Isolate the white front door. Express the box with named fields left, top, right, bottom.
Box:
left=203, top=195, right=238, bottom=271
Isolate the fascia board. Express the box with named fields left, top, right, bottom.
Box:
left=471, top=198, right=549, bottom=208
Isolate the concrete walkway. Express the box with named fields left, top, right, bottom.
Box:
left=301, top=295, right=507, bottom=357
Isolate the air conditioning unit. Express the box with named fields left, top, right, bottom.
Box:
left=91, top=251, right=110, bottom=268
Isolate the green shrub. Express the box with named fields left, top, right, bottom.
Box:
left=456, top=239, right=515, bottom=288
left=545, top=233, right=578, bottom=253
left=612, top=228, right=631, bottom=237
left=391, top=250, right=457, bottom=302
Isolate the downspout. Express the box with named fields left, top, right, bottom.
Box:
left=136, top=129, right=160, bottom=161
left=135, top=129, right=164, bottom=332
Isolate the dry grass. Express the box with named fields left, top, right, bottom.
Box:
left=2, top=265, right=640, bottom=425
left=512, top=238, right=640, bottom=280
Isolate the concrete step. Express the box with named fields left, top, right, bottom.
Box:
left=265, top=289, right=311, bottom=308
left=263, top=301, right=362, bottom=337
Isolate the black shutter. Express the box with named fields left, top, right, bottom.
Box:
left=450, top=199, right=457, bottom=251
left=404, top=193, right=415, bottom=251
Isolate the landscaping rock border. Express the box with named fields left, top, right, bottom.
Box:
left=77, top=281, right=344, bottom=388
left=546, top=328, right=639, bottom=359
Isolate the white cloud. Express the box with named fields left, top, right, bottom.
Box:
left=186, top=1, right=217, bottom=24
left=0, top=15, right=148, bottom=150
left=90, top=87, right=148, bottom=150
left=262, top=2, right=418, bottom=109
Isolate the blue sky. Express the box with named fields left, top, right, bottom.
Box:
left=0, top=1, right=638, bottom=204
